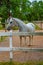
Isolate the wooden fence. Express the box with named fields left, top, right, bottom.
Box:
left=0, top=30, right=43, bottom=60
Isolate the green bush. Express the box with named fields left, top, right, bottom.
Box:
left=35, top=24, right=41, bottom=30
left=24, top=21, right=28, bottom=24
left=0, top=36, right=7, bottom=42
left=12, top=26, right=19, bottom=30
left=0, top=21, right=4, bottom=30
left=0, top=25, right=4, bottom=30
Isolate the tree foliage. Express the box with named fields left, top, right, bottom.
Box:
left=0, top=0, right=43, bottom=27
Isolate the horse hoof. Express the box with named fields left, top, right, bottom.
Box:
left=28, top=45, right=31, bottom=47
left=23, top=51, right=28, bottom=53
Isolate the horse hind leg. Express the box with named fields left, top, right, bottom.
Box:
left=31, top=35, right=33, bottom=45
left=24, top=36, right=26, bottom=46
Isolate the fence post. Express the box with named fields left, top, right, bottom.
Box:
left=9, top=30, right=13, bottom=61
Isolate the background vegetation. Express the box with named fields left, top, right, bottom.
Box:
left=0, top=0, right=43, bottom=27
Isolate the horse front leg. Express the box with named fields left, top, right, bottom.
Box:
left=29, top=35, right=33, bottom=46
left=20, top=36, right=22, bottom=46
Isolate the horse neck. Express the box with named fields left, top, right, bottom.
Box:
left=13, top=18, right=26, bottom=28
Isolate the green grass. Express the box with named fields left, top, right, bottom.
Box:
left=0, top=61, right=43, bottom=65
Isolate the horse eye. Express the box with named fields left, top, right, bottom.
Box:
left=10, top=22, right=12, bottom=24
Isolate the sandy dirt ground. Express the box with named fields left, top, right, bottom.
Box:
left=0, top=30, right=43, bottom=62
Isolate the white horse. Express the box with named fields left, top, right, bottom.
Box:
left=6, top=16, right=35, bottom=46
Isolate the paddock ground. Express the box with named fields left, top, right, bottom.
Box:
left=0, top=30, right=43, bottom=62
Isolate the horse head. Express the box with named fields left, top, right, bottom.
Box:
left=6, top=16, right=18, bottom=31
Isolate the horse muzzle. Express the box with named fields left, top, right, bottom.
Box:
left=6, top=26, right=11, bottom=31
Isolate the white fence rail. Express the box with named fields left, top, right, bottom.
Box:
left=0, top=30, right=43, bottom=60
